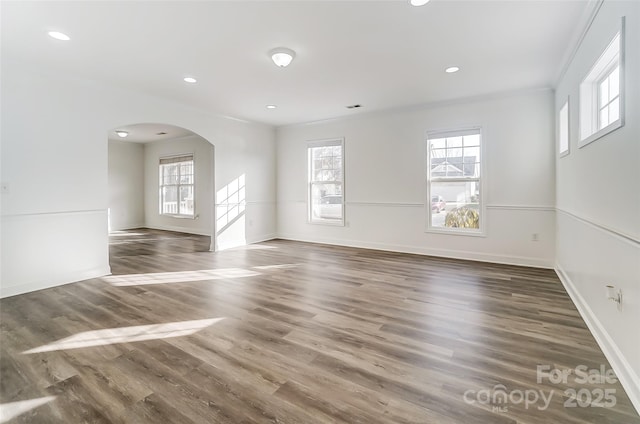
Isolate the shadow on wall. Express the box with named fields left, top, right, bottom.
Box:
left=216, top=174, right=246, bottom=250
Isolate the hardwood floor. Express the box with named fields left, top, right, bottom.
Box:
left=1, top=229, right=638, bottom=423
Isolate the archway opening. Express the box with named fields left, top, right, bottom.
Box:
left=107, top=123, right=216, bottom=271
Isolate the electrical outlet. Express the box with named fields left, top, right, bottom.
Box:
left=531, top=233, right=539, bottom=242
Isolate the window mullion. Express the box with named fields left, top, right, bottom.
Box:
left=307, top=139, right=345, bottom=225
left=177, top=166, right=181, bottom=215
left=159, top=158, right=194, bottom=218
left=427, top=129, right=482, bottom=233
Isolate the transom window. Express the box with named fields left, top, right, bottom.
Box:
left=427, top=129, right=482, bottom=234
left=159, top=154, right=195, bottom=217
left=308, top=138, right=344, bottom=225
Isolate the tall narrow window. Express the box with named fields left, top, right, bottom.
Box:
left=427, top=129, right=482, bottom=233
left=308, top=138, right=344, bottom=225
left=159, top=154, right=195, bottom=217
left=559, top=98, right=569, bottom=156
left=579, top=19, right=625, bottom=147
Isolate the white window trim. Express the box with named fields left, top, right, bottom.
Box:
left=425, top=127, right=486, bottom=237
left=159, top=153, right=196, bottom=219
left=596, top=64, right=620, bottom=129
left=579, top=18, right=625, bottom=148
left=307, top=137, right=345, bottom=226
left=558, top=97, right=570, bottom=158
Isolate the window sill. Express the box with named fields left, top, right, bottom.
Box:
left=161, top=214, right=196, bottom=220
left=308, top=219, right=345, bottom=227
left=425, top=227, right=486, bottom=237
left=579, top=118, right=624, bottom=148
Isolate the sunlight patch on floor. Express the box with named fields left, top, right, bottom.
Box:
left=253, top=263, right=299, bottom=270
left=108, top=231, right=146, bottom=237
left=229, top=244, right=278, bottom=250
left=22, top=318, right=225, bottom=354
left=104, top=268, right=261, bottom=286
left=0, top=396, right=56, bottom=423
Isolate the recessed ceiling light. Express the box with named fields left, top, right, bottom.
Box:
left=48, top=31, right=70, bottom=41
left=183, top=77, right=197, bottom=83
left=346, top=104, right=362, bottom=109
left=156, top=132, right=168, bottom=135
left=445, top=66, right=460, bottom=73
left=266, top=105, right=277, bottom=109
left=409, top=0, right=430, bottom=6
left=269, top=47, right=296, bottom=68
left=115, top=131, right=129, bottom=138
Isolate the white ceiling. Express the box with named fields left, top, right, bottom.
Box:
left=2, top=0, right=590, bottom=127
left=108, top=123, right=195, bottom=143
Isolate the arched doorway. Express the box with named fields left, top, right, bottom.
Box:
left=107, top=123, right=216, bottom=269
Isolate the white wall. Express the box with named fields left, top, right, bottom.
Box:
left=277, top=89, right=556, bottom=268
left=554, top=0, right=640, bottom=412
left=108, top=140, right=144, bottom=231
left=0, top=60, right=277, bottom=298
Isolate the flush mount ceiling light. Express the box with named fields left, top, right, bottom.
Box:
left=269, top=47, right=296, bottom=68
left=183, top=77, right=197, bottom=83
left=409, top=0, right=430, bottom=6
left=115, top=131, right=129, bottom=138
left=48, top=31, right=70, bottom=41
left=445, top=66, right=460, bottom=73
left=266, top=105, right=277, bottom=109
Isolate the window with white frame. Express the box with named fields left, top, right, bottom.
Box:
left=159, top=154, right=195, bottom=217
left=308, top=139, right=344, bottom=225
left=598, top=65, right=620, bottom=128
left=579, top=20, right=625, bottom=147
left=559, top=98, right=569, bottom=156
left=427, top=129, right=482, bottom=233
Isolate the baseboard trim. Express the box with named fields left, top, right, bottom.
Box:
left=247, top=233, right=277, bottom=245
left=109, top=223, right=145, bottom=232
left=0, top=266, right=112, bottom=299
left=277, top=233, right=553, bottom=269
left=555, top=264, right=640, bottom=414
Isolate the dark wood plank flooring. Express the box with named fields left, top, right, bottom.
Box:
left=1, top=228, right=638, bottom=423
